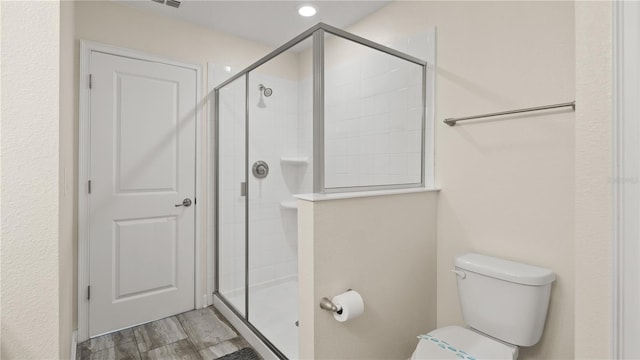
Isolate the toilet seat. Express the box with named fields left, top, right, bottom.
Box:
left=411, top=326, right=518, bottom=360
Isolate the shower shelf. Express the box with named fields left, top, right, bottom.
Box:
left=280, top=156, right=309, bottom=165
left=280, top=201, right=298, bottom=210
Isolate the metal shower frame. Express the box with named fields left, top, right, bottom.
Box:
left=215, top=22, right=428, bottom=193
left=213, top=22, right=429, bottom=359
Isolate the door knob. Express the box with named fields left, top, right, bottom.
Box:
left=175, top=198, right=192, bottom=207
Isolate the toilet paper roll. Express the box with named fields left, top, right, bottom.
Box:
left=332, top=290, right=364, bottom=322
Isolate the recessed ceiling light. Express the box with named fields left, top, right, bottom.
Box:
left=298, top=5, right=317, bottom=17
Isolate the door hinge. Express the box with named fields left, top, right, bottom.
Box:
left=88, top=180, right=92, bottom=194
left=194, top=197, right=197, bottom=205
left=87, top=286, right=91, bottom=300
left=240, top=182, right=247, bottom=196
left=89, top=74, right=93, bottom=89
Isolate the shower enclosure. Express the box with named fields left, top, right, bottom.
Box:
left=214, top=23, right=429, bottom=359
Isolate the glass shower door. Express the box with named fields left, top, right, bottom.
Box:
left=214, top=23, right=429, bottom=360
left=217, top=75, right=247, bottom=316
left=245, top=38, right=312, bottom=357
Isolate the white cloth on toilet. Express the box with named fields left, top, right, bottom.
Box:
left=412, top=333, right=476, bottom=360
left=410, top=326, right=517, bottom=360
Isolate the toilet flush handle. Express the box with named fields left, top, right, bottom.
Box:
left=452, top=269, right=467, bottom=279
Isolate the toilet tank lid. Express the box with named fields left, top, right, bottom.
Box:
left=455, top=253, right=556, bottom=286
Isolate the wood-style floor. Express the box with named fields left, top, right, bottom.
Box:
left=77, top=307, right=258, bottom=360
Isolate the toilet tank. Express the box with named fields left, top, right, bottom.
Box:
left=455, top=253, right=555, bottom=347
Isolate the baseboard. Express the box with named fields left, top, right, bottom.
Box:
left=70, top=330, right=78, bottom=360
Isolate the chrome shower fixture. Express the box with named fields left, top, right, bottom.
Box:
left=258, top=84, right=273, bottom=97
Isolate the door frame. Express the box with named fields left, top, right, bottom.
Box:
left=613, top=2, right=640, bottom=357
left=78, top=40, right=203, bottom=342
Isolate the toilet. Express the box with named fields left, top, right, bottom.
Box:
left=412, top=253, right=556, bottom=360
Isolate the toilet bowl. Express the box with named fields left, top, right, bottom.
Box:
left=411, top=253, right=555, bottom=360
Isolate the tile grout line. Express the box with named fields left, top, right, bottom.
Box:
left=176, top=313, right=204, bottom=359
left=129, top=326, right=141, bottom=360
left=134, top=330, right=143, bottom=360
left=178, top=315, right=195, bottom=355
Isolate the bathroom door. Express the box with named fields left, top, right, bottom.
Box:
left=87, top=51, right=197, bottom=336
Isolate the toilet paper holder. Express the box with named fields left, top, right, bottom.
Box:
left=319, top=297, right=342, bottom=313
left=320, top=289, right=354, bottom=313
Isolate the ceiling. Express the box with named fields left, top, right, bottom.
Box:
left=119, top=0, right=392, bottom=48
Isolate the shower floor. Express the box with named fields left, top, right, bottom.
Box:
left=227, top=278, right=299, bottom=359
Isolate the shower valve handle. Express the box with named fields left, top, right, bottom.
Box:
left=252, top=161, right=269, bottom=179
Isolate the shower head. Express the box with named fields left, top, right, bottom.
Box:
left=258, top=84, right=273, bottom=97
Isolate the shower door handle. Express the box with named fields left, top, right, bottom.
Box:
left=175, top=198, right=192, bottom=207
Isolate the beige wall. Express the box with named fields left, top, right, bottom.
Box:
left=1, top=1, right=61, bottom=358
left=298, top=192, right=438, bottom=359
left=574, top=2, right=612, bottom=358
left=60, top=0, right=76, bottom=358
left=74, top=1, right=297, bottom=81
left=345, top=2, right=575, bottom=359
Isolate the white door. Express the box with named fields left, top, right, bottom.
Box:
left=88, top=51, right=197, bottom=337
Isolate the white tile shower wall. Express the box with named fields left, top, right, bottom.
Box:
left=248, top=73, right=300, bottom=287
left=217, top=71, right=304, bottom=298
left=324, top=29, right=435, bottom=189
left=297, top=77, right=314, bottom=193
